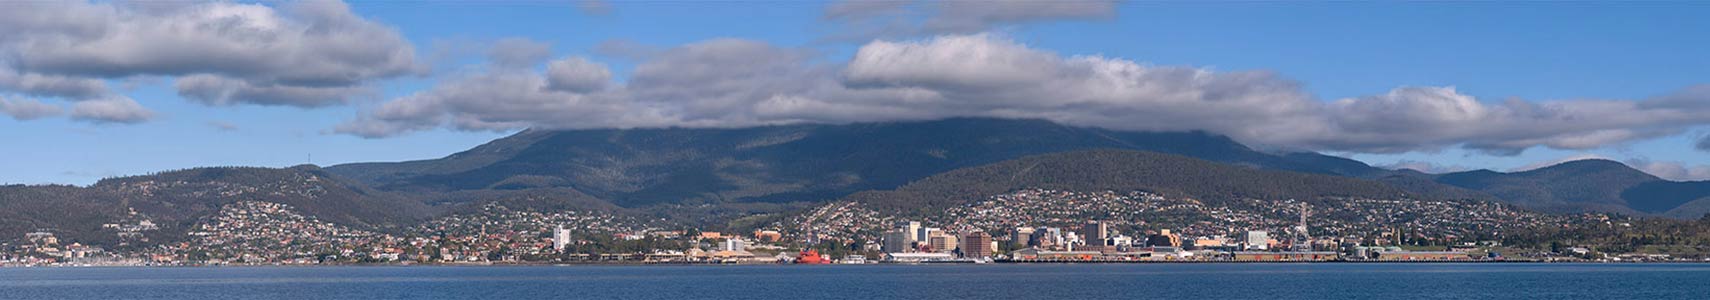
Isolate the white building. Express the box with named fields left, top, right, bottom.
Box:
left=552, top=225, right=571, bottom=251
left=1244, top=230, right=1269, bottom=250
left=721, top=238, right=747, bottom=252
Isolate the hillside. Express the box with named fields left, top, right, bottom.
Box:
left=843, top=149, right=1415, bottom=213
left=0, top=185, right=128, bottom=246
left=326, top=118, right=1475, bottom=208
left=1432, top=159, right=1710, bottom=218
left=0, top=166, right=433, bottom=245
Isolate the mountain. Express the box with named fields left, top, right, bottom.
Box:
left=11, top=118, right=1710, bottom=248
left=1432, top=159, right=1710, bottom=218
left=326, top=118, right=1473, bottom=208
left=843, top=149, right=1416, bottom=213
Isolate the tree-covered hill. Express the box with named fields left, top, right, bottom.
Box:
left=843, top=149, right=1417, bottom=213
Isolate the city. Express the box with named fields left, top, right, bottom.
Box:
left=2, top=188, right=1686, bottom=267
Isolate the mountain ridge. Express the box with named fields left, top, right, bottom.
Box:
left=7, top=118, right=1710, bottom=248
left=325, top=118, right=1481, bottom=208
left=1429, top=158, right=1710, bottom=218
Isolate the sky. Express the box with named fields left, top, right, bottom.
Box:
left=2, top=0, right=1708, bottom=185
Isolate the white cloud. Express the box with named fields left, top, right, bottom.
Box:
left=70, top=97, right=154, bottom=124
left=0, top=0, right=420, bottom=107
left=1626, top=159, right=1710, bottom=181
left=335, top=59, right=637, bottom=138
left=0, top=69, right=109, bottom=99
left=340, top=33, right=1710, bottom=160
left=545, top=57, right=611, bottom=93
left=0, top=96, right=64, bottom=121
left=175, top=74, right=369, bottom=107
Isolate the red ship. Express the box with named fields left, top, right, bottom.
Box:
left=793, top=249, right=831, bottom=264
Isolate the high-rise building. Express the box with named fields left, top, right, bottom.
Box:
left=882, top=230, right=913, bottom=253
left=1012, top=227, right=1035, bottom=247
left=1079, top=221, right=1108, bottom=247
left=1080, top=221, right=1112, bottom=252
left=963, top=231, right=994, bottom=259
left=919, top=227, right=940, bottom=245
left=928, top=232, right=959, bottom=254
left=552, top=225, right=571, bottom=251
left=897, top=221, right=921, bottom=243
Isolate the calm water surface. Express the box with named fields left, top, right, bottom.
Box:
left=3, top=263, right=1709, bottom=299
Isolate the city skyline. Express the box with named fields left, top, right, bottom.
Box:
left=2, top=1, right=1709, bottom=185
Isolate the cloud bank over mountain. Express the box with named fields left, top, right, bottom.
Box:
left=338, top=34, right=1710, bottom=160
left=0, top=0, right=1705, bottom=180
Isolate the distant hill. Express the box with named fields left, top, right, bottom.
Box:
left=0, top=184, right=127, bottom=246
left=0, top=166, right=432, bottom=245
left=12, top=118, right=1710, bottom=248
left=1432, top=159, right=1710, bottom=218
left=326, top=118, right=1477, bottom=208
left=843, top=149, right=1415, bottom=213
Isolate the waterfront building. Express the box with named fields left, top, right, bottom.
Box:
left=1012, top=227, right=1035, bottom=247
left=882, top=252, right=955, bottom=263
left=897, top=221, right=921, bottom=243
left=1147, top=229, right=1182, bottom=248
left=882, top=230, right=912, bottom=253
left=1030, top=227, right=1064, bottom=249
left=920, top=227, right=942, bottom=246
left=929, top=232, right=959, bottom=254
left=1350, top=246, right=1470, bottom=261
left=1231, top=251, right=1339, bottom=261
left=1109, top=235, right=1134, bottom=252
left=1008, top=248, right=1103, bottom=261
left=1243, top=231, right=1269, bottom=250
left=721, top=238, right=747, bottom=252
left=1079, top=221, right=1108, bottom=248
left=1193, top=237, right=1225, bottom=248
left=963, top=231, right=994, bottom=258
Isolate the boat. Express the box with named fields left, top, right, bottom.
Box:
left=793, top=250, right=831, bottom=264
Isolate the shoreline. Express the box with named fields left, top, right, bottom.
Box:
left=7, top=259, right=1706, bottom=268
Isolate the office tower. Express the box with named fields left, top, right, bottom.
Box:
left=897, top=221, right=921, bottom=243
left=882, top=230, right=912, bottom=253
left=963, top=232, right=994, bottom=258
left=928, top=232, right=958, bottom=254
left=1012, top=227, right=1035, bottom=246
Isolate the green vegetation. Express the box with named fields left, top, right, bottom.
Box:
left=845, top=149, right=1412, bottom=213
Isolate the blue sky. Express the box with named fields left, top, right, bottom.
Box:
left=1, top=1, right=1707, bottom=185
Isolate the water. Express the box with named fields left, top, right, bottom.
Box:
left=3, top=263, right=1709, bottom=299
